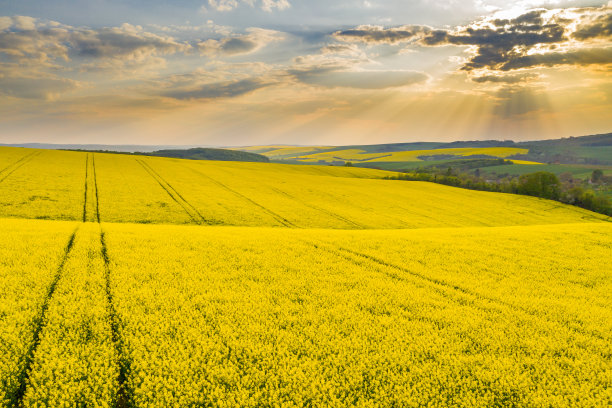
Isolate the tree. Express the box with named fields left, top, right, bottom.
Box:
left=591, top=169, right=604, bottom=183
left=518, top=172, right=561, bottom=200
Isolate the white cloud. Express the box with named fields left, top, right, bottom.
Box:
left=0, top=17, right=191, bottom=72
left=207, top=0, right=290, bottom=12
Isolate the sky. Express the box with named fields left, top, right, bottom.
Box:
left=0, top=0, right=610, bottom=146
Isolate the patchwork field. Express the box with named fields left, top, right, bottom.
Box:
left=242, top=146, right=529, bottom=164
left=0, top=146, right=610, bottom=407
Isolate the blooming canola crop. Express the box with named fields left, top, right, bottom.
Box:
left=0, top=146, right=610, bottom=407
left=0, top=218, right=610, bottom=407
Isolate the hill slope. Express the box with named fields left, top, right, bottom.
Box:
left=1, top=146, right=610, bottom=407
left=146, top=147, right=269, bottom=162
left=0, top=147, right=607, bottom=228
left=1, top=218, right=610, bottom=407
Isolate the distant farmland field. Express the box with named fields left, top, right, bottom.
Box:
left=0, top=147, right=605, bottom=227
left=0, top=146, right=610, bottom=407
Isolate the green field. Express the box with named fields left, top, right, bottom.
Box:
left=1, top=146, right=611, bottom=407
left=480, top=163, right=612, bottom=178
left=244, top=146, right=529, bottom=164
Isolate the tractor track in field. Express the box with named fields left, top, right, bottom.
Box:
left=0, top=152, right=41, bottom=184
left=10, top=227, right=79, bottom=408
left=301, top=238, right=506, bottom=315
left=0, top=152, right=37, bottom=176
left=136, top=159, right=210, bottom=225
left=82, top=154, right=89, bottom=222
left=269, top=187, right=364, bottom=229
left=92, top=154, right=101, bottom=223
left=100, top=231, right=133, bottom=408
left=93, top=153, right=132, bottom=408
left=186, top=166, right=296, bottom=228
left=304, top=238, right=609, bottom=345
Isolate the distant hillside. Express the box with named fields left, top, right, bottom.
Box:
left=514, top=133, right=612, bottom=165
left=233, top=133, right=612, bottom=168
left=0, top=143, right=201, bottom=152
left=0, top=146, right=606, bottom=227
left=57, top=147, right=270, bottom=163
left=148, top=148, right=269, bottom=163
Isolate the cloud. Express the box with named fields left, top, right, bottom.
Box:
left=70, top=24, right=189, bottom=59
left=162, top=78, right=271, bottom=99
left=500, top=47, right=612, bottom=70
left=334, top=6, right=612, bottom=72
left=332, top=25, right=431, bottom=44
left=208, top=0, right=239, bottom=12
left=573, top=8, right=612, bottom=40
left=419, top=9, right=570, bottom=71
left=0, top=17, right=190, bottom=70
left=424, top=6, right=612, bottom=71
left=197, top=28, right=284, bottom=56
left=295, top=69, right=428, bottom=89
left=320, top=44, right=365, bottom=57
left=471, top=72, right=540, bottom=83
left=207, top=0, right=290, bottom=12
left=287, top=45, right=426, bottom=89
left=0, top=68, right=80, bottom=100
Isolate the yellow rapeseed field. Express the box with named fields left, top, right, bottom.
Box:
left=0, top=219, right=610, bottom=407
left=0, top=146, right=610, bottom=407
left=294, top=147, right=528, bottom=163
left=0, top=147, right=605, bottom=227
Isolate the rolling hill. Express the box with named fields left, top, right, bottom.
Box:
left=235, top=133, right=612, bottom=172
left=0, top=147, right=606, bottom=228
left=0, top=146, right=610, bottom=407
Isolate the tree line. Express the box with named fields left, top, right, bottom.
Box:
left=386, top=170, right=612, bottom=216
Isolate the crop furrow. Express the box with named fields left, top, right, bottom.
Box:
left=270, top=187, right=364, bottom=228
left=100, top=231, right=132, bottom=408
left=95, top=157, right=130, bottom=407
left=94, top=157, right=129, bottom=407
left=0, top=152, right=41, bottom=184
left=10, top=227, right=78, bottom=408
left=92, top=154, right=101, bottom=223
left=309, top=238, right=608, bottom=343
left=187, top=166, right=296, bottom=227
left=82, top=154, right=89, bottom=222
left=136, top=160, right=207, bottom=224
left=301, top=238, right=501, bottom=314
left=0, top=152, right=37, bottom=176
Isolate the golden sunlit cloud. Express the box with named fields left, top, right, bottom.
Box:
left=0, top=3, right=610, bottom=145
